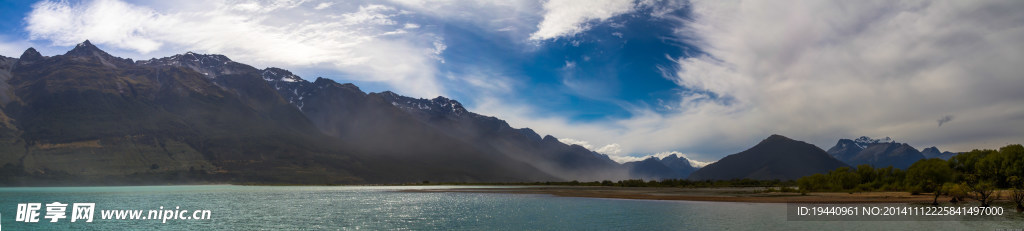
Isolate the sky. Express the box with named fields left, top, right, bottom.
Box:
left=0, top=0, right=1022, bottom=164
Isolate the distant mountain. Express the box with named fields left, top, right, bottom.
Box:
left=688, top=135, right=849, bottom=181
left=921, top=146, right=958, bottom=160
left=826, top=136, right=894, bottom=162
left=826, top=136, right=925, bottom=169
left=622, top=154, right=698, bottom=180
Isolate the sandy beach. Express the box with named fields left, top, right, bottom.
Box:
left=404, top=186, right=1017, bottom=204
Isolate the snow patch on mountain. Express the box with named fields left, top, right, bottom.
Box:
left=852, top=136, right=896, bottom=149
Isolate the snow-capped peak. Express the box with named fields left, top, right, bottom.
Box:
left=852, top=136, right=896, bottom=149
left=854, top=136, right=895, bottom=143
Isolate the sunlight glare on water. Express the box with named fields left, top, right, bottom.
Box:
left=0, top=185, right=1020, bottom=230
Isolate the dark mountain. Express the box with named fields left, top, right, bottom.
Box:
left=622, top=154, right=698, bottom=179
left=921, top=146, right=957, bottom=160
left=1, top=43, right=372, bottom=185
left=826, top=136, right=895, bottom=161
left=688, top=135, right=849, bottom=181
left=139, top=48, right=558, bottom=183
left=0, top=41, right=571, bottom=185
left=826, top=136, right=925, bottom=169
left=847, top=143, right=924, bottom=169
left=62, top=40, right=135, bottom=68
left=262, top=68, right=622, bottom=181
left=826, top=139, right=863, bottom=163
left=623, top=157, right=674, bottom=179
left=659, top=154, right=699, bottom=177
left=372, top=92, right=628, bottom=181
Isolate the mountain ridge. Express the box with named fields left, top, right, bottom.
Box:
left=826, top=136, right=925, bottom=169
left=688, top=134, right=849, bottom=181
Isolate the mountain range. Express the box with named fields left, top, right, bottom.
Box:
left=0, top=41, right=954, bottom=185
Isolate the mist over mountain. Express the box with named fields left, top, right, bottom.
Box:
left=826, top=136, right=925, bottom=169
left=687, top=135, right=849, bottom=181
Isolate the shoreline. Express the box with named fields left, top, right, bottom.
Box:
left=403, top=186, right=1014, bottom=204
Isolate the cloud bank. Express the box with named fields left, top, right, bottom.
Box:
left=474, top=0, right=1024, bottom=162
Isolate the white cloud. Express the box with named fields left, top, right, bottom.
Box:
left=563, top=60, right=575, bottom=69
left=606, top=151, right=714, bottom=167
left=388, top=0, right=542, bottom=41
left=475, top=0, right=1024, bottom=162
left=594, top=143, right=622, bottom=155
left=529, top=0, right=636, bottom=40
left=313, top=2, right=333, bottom=10
left=228, top=0, right=306, bottom=13
left=24, top=0, right=447, bottom=97
left=338, top=4, right=398, bottom=26
left=558, top=138, right=593, bottom=149
left=26, top=0, right=164, bottom=53
left=671, top=0, right=1024, bottom=152
left=0, top=39, right=33, bottom=57
left=559, top=138, right=621, bottom=155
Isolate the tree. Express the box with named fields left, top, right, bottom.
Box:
left=1014, top=187, right=1024, bottom=212
left=856, top=164, right=876, bottom=184
left=798, top=173, right=828, bottom=192
left=828, top=167, right=861, bottom=191
left=1010, top=176, right=1024, bottom=212
left=964, top=175, right=999, bottom=207
left=906, top=158, right=953, bottom=196
left=942, top=182, right=967, bottom=204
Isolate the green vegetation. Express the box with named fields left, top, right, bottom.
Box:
left=1011, top=176, right=1024, bottom=212
left=797, top=144, right=1024, bottom=208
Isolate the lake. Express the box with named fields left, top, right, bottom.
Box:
left=0, top=185, right=1020, bottom=230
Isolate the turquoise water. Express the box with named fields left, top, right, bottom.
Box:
left=0, top=185, right=1021, bottom=230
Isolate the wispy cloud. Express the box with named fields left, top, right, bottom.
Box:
left=313, top=2, right=333, bottom=10
left=529, top=0, right=635, bottom=40
left=0, top=38, right=32, bottom=57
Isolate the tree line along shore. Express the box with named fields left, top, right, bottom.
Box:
left=404, top=144, right=1024, bottom=211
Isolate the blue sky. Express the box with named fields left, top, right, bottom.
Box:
left=1, top=0, right=1022, bottom=164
